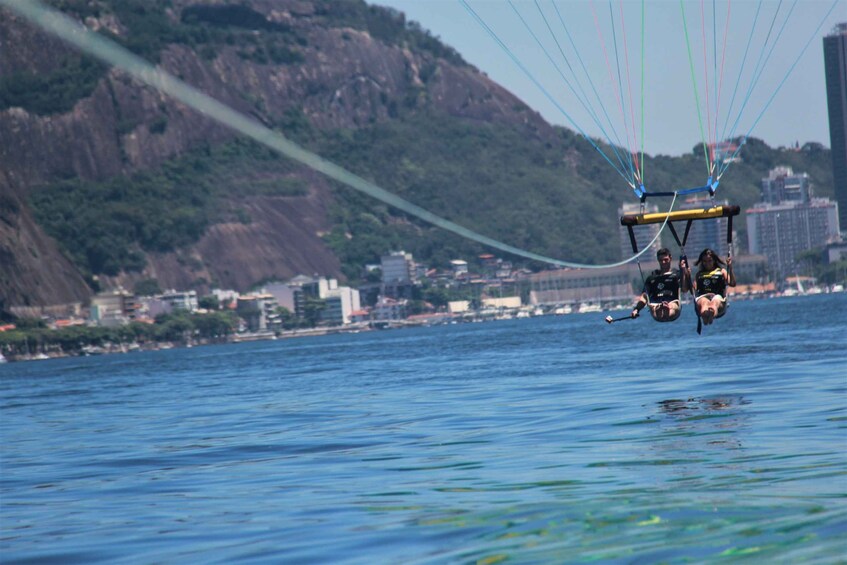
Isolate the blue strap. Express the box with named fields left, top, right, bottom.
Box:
left=640, top=177, right=719, bottom=199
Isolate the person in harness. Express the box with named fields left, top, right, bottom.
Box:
left=631, top=248, right=691, bottom=322
left=692, top=248, right=736, bottom=325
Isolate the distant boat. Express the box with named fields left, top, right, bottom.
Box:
left=578, top=303, right=602, bottom=313
left=796, top=275, right=806, bottom=295
left=787, top=275, right=823, bottom=296
left=0, top=352, right=6, bottom=363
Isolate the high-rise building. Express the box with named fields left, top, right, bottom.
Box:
left=281, top=276, right=361, bottom=325
left=381, top=251, right=415, bottom=284
left=322, top=287, right=361, bottom=325
left=761, top=166, right=810, bottom=204
left=380, top=250, right=416, bottom=299
left=824, top=23, right=847, bottom=229
left=746, top=199, right=841, bottom=279
left=747, top=167, right=842, bottom=280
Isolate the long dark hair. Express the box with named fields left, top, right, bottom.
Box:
left=695, top=248, right=726, bottom=269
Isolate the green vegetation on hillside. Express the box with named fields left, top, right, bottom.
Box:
left=29, top=138, right=307, bottom=277
left=28, top=99, right=835, bottom=286
left=0, top=55, right=107, bottom=115
left=3, top=0, right=461, bottom=116
left=2, top=0, right=308, bottom=116
left=318, top=113, right=614, bottom=278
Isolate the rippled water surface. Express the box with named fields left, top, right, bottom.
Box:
left=2, top=294, right=846, bottom=563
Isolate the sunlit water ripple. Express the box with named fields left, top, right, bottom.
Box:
left=2, top=294, right=846, bottom=563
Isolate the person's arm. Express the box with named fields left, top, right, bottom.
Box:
left=632, top=293, right=647, bottom=318
left=679, top=258, right=692, bottom=293
left=726, top=256, right=736, bottom=287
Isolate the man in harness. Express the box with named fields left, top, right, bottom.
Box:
left=631, top=248, right=691, bottom=322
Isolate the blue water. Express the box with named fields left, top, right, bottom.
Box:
left=1, top=294, right=846, bottom=563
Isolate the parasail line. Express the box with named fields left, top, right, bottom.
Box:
left=2, top=0, right=656, bottom=270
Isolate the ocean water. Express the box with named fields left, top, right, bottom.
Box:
left=1, top=294, right=845, bottom=564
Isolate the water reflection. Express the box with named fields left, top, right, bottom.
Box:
left=647, top=395, right=751, bottom=489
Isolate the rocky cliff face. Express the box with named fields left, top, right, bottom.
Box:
left=0, top=0, right=554, bottom=312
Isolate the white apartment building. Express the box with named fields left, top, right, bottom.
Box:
left=322, top=286, right=361, bottom=325
left=525, top=265, right=636, bottom=305
left=761, top=166, right=811, bottom=204
left=284, top=275, right=361, bottom=325
left=746, top=199, right=841, bottom=278
left=161, top=290, right=198, bottom=312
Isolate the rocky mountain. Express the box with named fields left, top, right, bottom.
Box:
left=0, top=0, right=557, bottom=313
left=0, top=0, right=834, bottom=316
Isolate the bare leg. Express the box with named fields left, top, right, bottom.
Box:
left=703, top=296, right=722, bottom=325
left=697, top=297, right=715, bottom=325
left=667, top=301, right=681, bottom=319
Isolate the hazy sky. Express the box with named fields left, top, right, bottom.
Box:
left=375, top=0, right=845, bottom=157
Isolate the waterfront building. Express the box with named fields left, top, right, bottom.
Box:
left=300, top=277, right=336, bottom=299
left=524, top=265, right=636, bottom=306
left=283, top=275, right=360, bottom=325
left=90, top=291, right=138, bottom=326
left=321, top=286, right=361, bottom=325
left=824, top=23, right=847, bottom=229
left=350, top=309, right=371, bottom=324
left=746, top=199, right=841, bottom=279
left=448, top=300, right=470, bottom=314
left=262, top=282, right=297, bottom=313
left=211, top=288, right=239, bottom=309
left=371, top=296, right=408, bottom=321
left=731, top=255, right=769, bottom=284
left=236, top=294, right=279, bottom=332
left=161, top=290, right=198, bottom=313
left=481, top=296, right=521, bottom=309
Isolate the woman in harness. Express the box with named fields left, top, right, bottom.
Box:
left=631, top=248, right=691, bottom=322
left=693, top=248, right=736, bottom=325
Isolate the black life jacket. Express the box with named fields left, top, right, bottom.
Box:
left=645, top=269, right=680, bottom=303
left=696, top=268, right=727, bottom=298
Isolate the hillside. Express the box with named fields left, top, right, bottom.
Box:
left=0, top=0, right=834, bottom=314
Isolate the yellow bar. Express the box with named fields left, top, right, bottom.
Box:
left=621, top=205, right=739, bottom=226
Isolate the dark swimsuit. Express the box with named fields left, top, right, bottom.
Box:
left=695, top=268, right=728, bottom=318
left=695, top=268, right=727, bottom=299
left=643, top=269, right=681, bottom=304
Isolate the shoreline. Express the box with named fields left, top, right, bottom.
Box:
left=1, top=290, right=840, bottom=364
